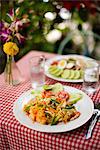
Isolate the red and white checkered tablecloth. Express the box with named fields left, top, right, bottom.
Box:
left=0, top=51, right=100, bottom=150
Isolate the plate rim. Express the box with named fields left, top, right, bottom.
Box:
left=45, top=54, right=97, bottom=83
left=13, top=85, right=94, bottom=133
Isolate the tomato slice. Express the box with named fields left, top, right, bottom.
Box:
left=42, top=91, right=53, bottom=98
left=51, top=61, right=58, bottom=65
left=57, top=91, right=69, bottom=101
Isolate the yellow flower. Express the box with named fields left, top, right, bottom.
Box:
left=3, top=42, right=19, bottom=56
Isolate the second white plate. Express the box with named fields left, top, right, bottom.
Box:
left=45, top=54, right=97, bottom=82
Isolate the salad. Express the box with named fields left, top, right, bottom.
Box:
left=48, top=58, right=85, bottom=80
left=23, top=83, right=82, bottom=125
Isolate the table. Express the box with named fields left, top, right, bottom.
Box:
left=0, top=51, right=100, bottom=150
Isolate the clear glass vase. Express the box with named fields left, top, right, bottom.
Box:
left=4, top=55, right=23, bottom=86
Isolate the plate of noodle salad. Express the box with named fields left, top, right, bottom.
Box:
left=13, top=83, right=94, bottom=133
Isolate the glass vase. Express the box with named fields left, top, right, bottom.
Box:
left=4, top=55, right=23, bottom=86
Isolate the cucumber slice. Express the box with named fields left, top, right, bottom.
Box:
left=50, top=69, right=58, bottom=75
left=52, top=83, right=63, bottom=93
left=49, top=68, right=58, bottom=75
left=80, top=70, right=84, bottom=79
left=74, top=70, right=80, bottom=79
left=69, top=70, right=75, bottom=79
left=69, top=93, right=83, bottom=104
left=43, top=83, right=63, bottom=91
left=43, top=84, right=53, bottom=90
left=55, top=69, right=63, bottom=77
left=61, top=69, right=70, bottom=79
left=49, top=65, right=57, bottom=72
left=51, top=68, right=61, bottom=76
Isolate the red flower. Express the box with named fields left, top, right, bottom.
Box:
left=63, top=0, right=97, bottom=14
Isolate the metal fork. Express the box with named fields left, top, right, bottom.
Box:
left=85, top=103, right=100, bottom=139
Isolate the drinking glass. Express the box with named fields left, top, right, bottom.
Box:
left=82, top=63, right=99, bottom=94
left=29, top=55, right=45, bottom=89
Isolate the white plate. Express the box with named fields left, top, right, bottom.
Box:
left=45, top=55, right=97, bottom=82
left=13, top=86, right=94, bottom=133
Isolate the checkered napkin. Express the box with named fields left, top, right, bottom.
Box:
left=0, top=76, right=100, bottom=150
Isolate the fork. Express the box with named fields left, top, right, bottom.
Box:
left=85, top=103, right=100, bottom=139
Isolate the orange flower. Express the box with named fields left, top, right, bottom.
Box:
left=3, top=42, right=19, bottom=56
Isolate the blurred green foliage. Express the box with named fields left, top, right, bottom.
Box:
left=13, top=0, right=62, bottom=59
left=0, top=0, right=100, bottom=61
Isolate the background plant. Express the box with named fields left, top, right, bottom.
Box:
left=0, top=0, right=100, bottom=74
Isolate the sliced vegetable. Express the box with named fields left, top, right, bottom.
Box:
left=52, top=83, right=64, bottom=93
left=80, top=70, right=84, bottom=78
left=74, top=70, right=80, bottom=79
left=31, top=90, right=41, bottom=95
left=51, top=116, right=60, bottom=125
left=43, top=84, right=53, bottom=90
left=61, top=69, right=70, bottom=79
left=50, top=68, right=60, bottom=75
left=64, top=105, right=75, bottom=109
left=49, top=65, right=57, bottom=71
left=69, top=70, right=75, bottom=79
left=31, top=90, right=35, bottom=94
left=57, top=91, right=69, bottom=101
left=54, top=69, right=63, bottom=77
left=68, top=93, right=82, bottom=105
left=50, top=99, right=60, bottom=104
left=45, top=111, right=52, bottom=117
left=24, top=104, right=34, bottom=112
